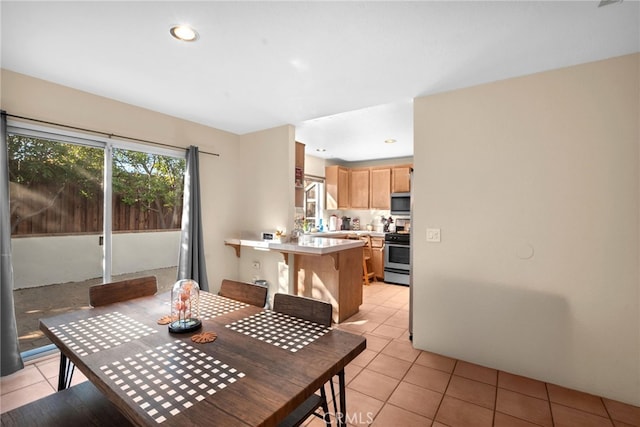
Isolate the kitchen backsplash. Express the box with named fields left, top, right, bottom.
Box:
left=325, top=209, right=396, bottom=232
left=294, top=207, right=409, bottom=234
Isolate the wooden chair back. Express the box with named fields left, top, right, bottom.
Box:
left=355, top=234, right=375, bottom=285
left=272, top=293, right=333, bottom=327
left=360, top=234, right=373, bottom=258
left=219, top=279, right=268, bottom=307
left=89, top=276, right=157, bottom=307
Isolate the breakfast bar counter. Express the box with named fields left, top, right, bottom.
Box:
left=224, top=236, right=364, bottom=323
left=278, top=236, right=364, bottom=323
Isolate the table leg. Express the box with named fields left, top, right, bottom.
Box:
left=337, top=369, right=346, bottom=427
left=57, top=354, right=75, bottom=391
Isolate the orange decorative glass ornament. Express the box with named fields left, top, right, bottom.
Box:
left=169, top=279, right=202, bottom=333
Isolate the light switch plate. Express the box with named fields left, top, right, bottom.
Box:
left=426, top=228, right=441, bottom=243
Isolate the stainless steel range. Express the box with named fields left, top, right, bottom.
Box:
left=383, top=232, right=410, bottom=286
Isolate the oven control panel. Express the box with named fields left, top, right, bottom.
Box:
left=384, top=233, right=410, bottom=244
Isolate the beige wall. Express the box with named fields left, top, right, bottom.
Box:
left=413, top=53, right=640, bottom=405
left=235, top=125, right=296, bottom=301
left=304, top=154, right=326, bottom=178
left=1, top=69, right=243, bottom=291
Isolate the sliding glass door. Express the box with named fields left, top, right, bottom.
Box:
left=8, top=124, right=185, bottom=354
left=9, top=131, right=105, bottom=353
left=110, top=147, right=185, bottom=294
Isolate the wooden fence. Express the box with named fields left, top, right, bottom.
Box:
left=11, top=182, right=182, bottom=236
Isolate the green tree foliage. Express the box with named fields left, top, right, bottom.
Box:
left=9, top=135, right=103, bottom=233
left=8, top=134, right=185, bottom=234
left=112, top=148, right=185, bottom=230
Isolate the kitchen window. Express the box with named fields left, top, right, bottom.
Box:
left=303, top=176, right=324, bottom=229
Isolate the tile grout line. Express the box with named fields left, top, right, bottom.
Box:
left=429, top=358, right=458, bottom=426
left=545, top=381, right=555, bottom=427
left=492, top=371, right=498, bottom=427
left=342, top=291, right=425, bottom=425
left=599, top=396, right=616, bottom=425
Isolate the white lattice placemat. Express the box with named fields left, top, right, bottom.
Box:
left=225, top=311, right=330, bottom=353
left=49, top=312, right=157, bottom=357
left=100, top=341, right=245, bottom=424
left=198, top=293, right=250, bottom=320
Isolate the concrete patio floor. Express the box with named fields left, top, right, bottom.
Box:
left=12, top=267, right=177, bottom=353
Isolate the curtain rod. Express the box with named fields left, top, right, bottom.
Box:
left=4, top=113, right=220, bottom=157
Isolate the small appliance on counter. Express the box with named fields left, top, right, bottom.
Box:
left=340, top=216, right=351, bottom=230
left=261, top=230, right=285, bottom=242
left=329, top=215, right=339, bottom=231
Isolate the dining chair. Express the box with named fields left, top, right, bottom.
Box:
left=218, top=279, right=268, bottom=307
left=89, top=275, right=158, bottom=307
left=57, top=276, right=158, bottom=391
left=273, top=293, right=333, bottom=427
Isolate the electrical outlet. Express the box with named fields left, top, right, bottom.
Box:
left=426, top=228, right=441, bottom=243
left=252, top=261, right=261, bottom=270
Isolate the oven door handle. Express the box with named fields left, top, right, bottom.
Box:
left=384, top=267, right=410, bottom=274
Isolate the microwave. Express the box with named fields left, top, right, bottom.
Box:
left=390, top=192, right=411, bottom=216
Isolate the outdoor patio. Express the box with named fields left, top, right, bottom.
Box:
left=12, top=267, right=177, bottom=353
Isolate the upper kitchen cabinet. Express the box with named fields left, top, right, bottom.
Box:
left=326, top=165, right=349, bottom=209
left=391, top=165, right=412, bottom=193
left=295, top=142, right=305, bottom=207
left=349, top=168, right=370, bottom=209
left=370, top=167, right=391, bottom=209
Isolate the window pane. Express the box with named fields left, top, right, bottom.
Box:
left=9, top=134, right=104, bottom=352
left=306, top=202, right=316, bottom=219
left=303, top=178, right=325, bottom=230
left=111, top=148, right=185, bottom=293
left=111, top=148, right=185, bottom=231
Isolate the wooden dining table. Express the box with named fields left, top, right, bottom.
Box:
left=39, top=291, right=366, bottom=427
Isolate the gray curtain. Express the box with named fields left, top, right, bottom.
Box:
left=177, top=146, right=209, bottom=291
left=1, top=111, right=24, bottom=376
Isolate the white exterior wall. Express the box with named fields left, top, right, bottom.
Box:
left=12, top=231, right=180, bottom=289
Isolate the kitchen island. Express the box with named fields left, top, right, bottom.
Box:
left=225, top=236, right=364, bottom=323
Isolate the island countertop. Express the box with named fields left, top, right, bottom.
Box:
left=224, top=236, right=364, bottom=323
left=224, top=236, right=363, bottom=256
left=269, top=236, right=363, bottom=255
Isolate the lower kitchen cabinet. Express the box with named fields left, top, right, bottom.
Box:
left=371, top=237, right=385, bottom=280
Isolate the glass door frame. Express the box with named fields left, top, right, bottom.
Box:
left=7, top=120, right=185, bottom=283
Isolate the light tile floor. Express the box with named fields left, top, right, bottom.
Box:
left=2, top=282, right=639, bottom=426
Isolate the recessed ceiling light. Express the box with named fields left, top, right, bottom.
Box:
left=170, top=25, right=199, bottom=42
left=384, top=139, right=396, bottom=144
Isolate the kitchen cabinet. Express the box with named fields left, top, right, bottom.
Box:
left=391, top=165, right=412, bottom=193
left=349, top=168, right=370, bottom=209
left=325, top=165, right=349, bottom=209
left=370, top=167, right=391, bottom=209
left=371, top=237, right=385, bottom=280
left=295, top=142, right=305, bottom=207
left=327, top=163, right=411, bottom=210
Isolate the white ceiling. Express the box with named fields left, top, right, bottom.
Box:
left=1, top=1, right=638, bottom=162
